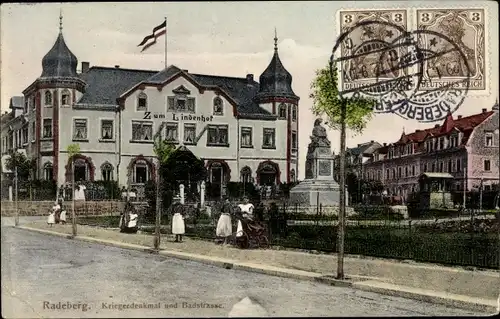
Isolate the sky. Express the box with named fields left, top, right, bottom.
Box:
left=1, top=1, right=498, bottom=179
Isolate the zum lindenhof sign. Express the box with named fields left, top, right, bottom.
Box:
left=143, top=111, right=214, bottom=122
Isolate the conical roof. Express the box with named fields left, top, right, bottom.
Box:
left=40, top=32, right=78, bottom=78
left=256, top=32, right=297, bottom=100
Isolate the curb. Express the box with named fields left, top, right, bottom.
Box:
left=15, top=226, right=498, bottom=313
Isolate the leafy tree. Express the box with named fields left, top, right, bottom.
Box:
left=310, top=63, right=375, bottom=279
left=5, top=151, right=33, bottom=180
left=310, top=65, right=374, bottom=133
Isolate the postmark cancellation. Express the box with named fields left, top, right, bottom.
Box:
left=338, top=9, right=408, bottom=93
left=416, top=9, right=486, bottom=91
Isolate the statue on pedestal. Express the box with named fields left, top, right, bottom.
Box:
left=308, top=118, right=331, bottom=154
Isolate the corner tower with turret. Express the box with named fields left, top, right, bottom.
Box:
left=22, top=12, right=86, bottom=182
left=254, top=30, right=300, bottom=183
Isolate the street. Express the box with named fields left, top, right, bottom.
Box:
left=1, top=225, right=483, bottom=318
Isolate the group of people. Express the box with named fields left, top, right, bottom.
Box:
left=47, top=197, right=67, bottom=227
left=216, top=196, right=258, bottom=245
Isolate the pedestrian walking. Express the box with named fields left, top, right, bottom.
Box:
left=171, top=197, right=186, bottom=242
left=236, top=196, right=255, bottom=238
left=47, top=210, right=55, bottom=227
left=216, top=197, right=233, bottom=245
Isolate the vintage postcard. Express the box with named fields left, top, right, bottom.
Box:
left=416, top=8, right=487, bottom=92
left=1, top=1, right=499, bottom=318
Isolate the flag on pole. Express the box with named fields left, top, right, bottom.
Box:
left=138, top=20, right=166, bottom=52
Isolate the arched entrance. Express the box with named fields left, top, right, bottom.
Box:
left=206, top=160, right=231, bottom=198
left=256, top=161, right=280, bottom=186
left=128, top=155, right=156, bottom=184
left=65, top=154, right=95, bottom=183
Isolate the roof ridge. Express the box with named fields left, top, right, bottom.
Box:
left=189, top=73, right=251, bottom=81
left=89, top=66, right=159, bottom=73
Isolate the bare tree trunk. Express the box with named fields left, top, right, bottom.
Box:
left=72, top=158, right=77, bottom=237
left=154, top=161, right=162, bottom=250
left=337, top=98, right=347, bottom=280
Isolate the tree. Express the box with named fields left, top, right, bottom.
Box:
left=310, top=63, right=375, bottom=280
left=5, top=151, right=33, bottom=180
left=67, top=143, right=80, bottom=237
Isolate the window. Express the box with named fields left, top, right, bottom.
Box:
left=43, top=162, right=53, bottom=181
left=73, top=158, right=88, bottom=181
left=100, top=120, right=114, bottom=140
left=450, top=134, right=459, bottom=147
left=31, top=122, right=35, bottom=142
left=44, top=91, right=53, bottom=106
left=392, top=169, right=396, bottom=179
left=61, top=89, right=71, bottom=106
left=241, top=127, right=253, bottom=147
left=241, top=166, right=252, bottom=183
left=292, top=105, right=297, bottom=121
left=24, top=99, right=28, bottom=113
left=485, top=133, right=494, bottom=147
left=439, top=161, right=444, bottom=172
left=290, top=169, right=296, bottom=182
left=133, top=160, right=149, bottom=184
left=167, top=96, right=196, bottom=112
left=207, top=125, right=228, bottom=146
left=291, top=131, right=297, bottom=150
left=22, top=126, right=28, bottom=145
left=439, top=137, right=445, bottom=150
left=42, top=118, right=52, bottom=138
left=101, top=162, right=113, bottom=181
left=456, top=159, right=461, bottom=172
left=184, top=123, right=196, bottom=144
left=412, top=165, right=416, bottom=176
left=73, top=119, right=88, bottom=141
left=404, top=166, right=408, bottom=177
left=431, top=163, right=436, bottom=172
left=484, top=159, right=491, bottom=171
left=377, top=170, right=382, bottom=180
left=131, top=121, right=153, bottom=141
left=164, top=123, right=178, bottom=142
left=137, top=93, right=148, bottom=111
left=213, top=97, right=223, bottom=115
left=278, top=103, right=287, bottom=119
left=398, top=167, right=402, bottom=178
left=262, top=128, right=276, bottom=148
left=385, top=169, right=389, bottom=179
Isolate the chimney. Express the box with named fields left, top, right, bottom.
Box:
left=457, top=115, right=462, bottom=119
left=370, top=140, right=374, bottom=143
left=115, top=65, right=120, bottom=68
left=182, top=69, right=189, bottom=73
left=383, top=143, right=387, bottom=146
left=357, top=144, right=361, bottom=147
left=434, top=124, right=440, bottom=128
left=482, top=108, right=487, bottom=113
left=416, top=129, right=421, bottom=132
left=246, top=74, right=254, bottom=83
left=81, top=61, right=90, bottom=73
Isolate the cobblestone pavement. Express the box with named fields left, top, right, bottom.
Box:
left=2, top=227, right=482, bottom=318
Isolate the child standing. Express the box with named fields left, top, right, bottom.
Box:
left=59, top=209, right=67, bottom=225
left=47, top=210, right=55, bottom=227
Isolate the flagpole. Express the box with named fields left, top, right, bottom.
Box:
left=164, top=17, right=167, bottom=69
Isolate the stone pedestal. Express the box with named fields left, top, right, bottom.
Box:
left=289, top=118, right=341, bottom=206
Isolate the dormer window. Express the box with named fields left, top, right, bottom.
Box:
left=278, top=103, right=287, bottom=119
left=485, top=132, right=494, bottom=147
left=450, top=134, right=459, bottom=147
left=213, top=97, right=223, bottom=115
left=44, top=91, right=53, bottom=106
left=61, top=89, right=71, bottom=106
left=137, top=92, right=148, bottom=111
left=439, top=137, right=445, bottom=150
left=167, top=95, right=195, bottom=113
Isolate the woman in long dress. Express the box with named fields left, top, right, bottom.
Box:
left=47, top=210, right=55, bottom=227
left=59, top=208, right=67, bottom=225
left=171, top=198, right=185, bottom=242
left=236, top=196, right=255, bottom=238
left=216, top=197, right=233, bottom=245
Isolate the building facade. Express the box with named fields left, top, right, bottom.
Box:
left=361, top=104, right=500, bottom=201
left=6, top=23, right=300, bottom=191
left=1, top=97, right=28, bottom=180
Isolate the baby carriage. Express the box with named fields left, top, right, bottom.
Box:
left=233, top=212, right=270, bottom=249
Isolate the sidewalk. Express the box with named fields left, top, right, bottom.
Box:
left=16, top=221, right=499, bottom=313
